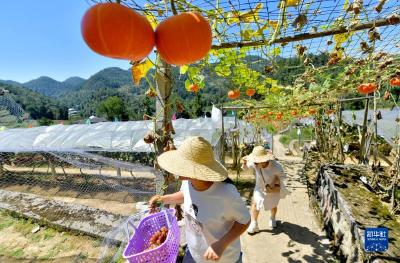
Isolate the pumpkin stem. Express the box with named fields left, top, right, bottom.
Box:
left=170, top=0, right=178, bottom=15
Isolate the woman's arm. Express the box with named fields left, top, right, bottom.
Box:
left=148, top=191, right=184, bottom=212
left=204, top=220, right=250, bottom=261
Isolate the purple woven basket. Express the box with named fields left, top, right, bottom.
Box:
left=123, top=208, right=180, bottom=263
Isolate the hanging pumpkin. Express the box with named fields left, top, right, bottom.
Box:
left=245, top=88, right=256, bottom=97
left=390, top=77, right=400, bottom=86
left=268, top=111, right=274, bottom=115
left=358, top=83, right=377, bottom=94
left=81, top=3, right=155, bottom=61
left=155, top=12, right=212, bottom=65
left=308, top=108, right=316, bottom=115
left=291, top=110, right=297, bottom=116
left=189, top=84, right=199, bottom=93
left=228, top=90, right=240, bottom=99
left=276, top=113, right=282, bottom=120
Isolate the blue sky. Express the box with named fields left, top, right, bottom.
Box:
left=0, top=0, right=130, bottom=83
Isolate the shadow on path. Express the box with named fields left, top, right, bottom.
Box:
left=258, top=221, right=333, bottom=262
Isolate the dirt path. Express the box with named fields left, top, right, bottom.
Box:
left=241, top=136, right=334, bottom=262
left=272, top=135, right=302, bottom=161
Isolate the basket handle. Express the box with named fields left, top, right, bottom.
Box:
left=163, top=209, right=172, bottom=229
left=124, top=216, right=137, bottom=243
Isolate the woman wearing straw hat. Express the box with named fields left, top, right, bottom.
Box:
left=243, top=146, right=290, bottom=234
left=149, top=136, right=250, bottom=263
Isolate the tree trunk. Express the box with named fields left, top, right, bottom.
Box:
left=154, top=59, right=176, bottom=195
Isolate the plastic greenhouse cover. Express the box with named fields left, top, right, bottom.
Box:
left=342, top=108, right=399, bottom=146
left=0, top=117, right=261, bottom=153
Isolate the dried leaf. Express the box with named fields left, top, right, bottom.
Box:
left=131, top=60, right=153, bottom=86
left=292, top=14, right=308, bottom=30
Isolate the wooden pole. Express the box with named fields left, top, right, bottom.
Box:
left=221, top=103, right=225, bottom=164
left=155, top=58, right=173, bottom=194
left=338, top=102, right=345, bottom=164
left=373, top=93, right=379, bottom=168
left=359, top=96, right=370, bottom=164
left=155, top=59, right=172, bottom=153
left=212, top=18, right=400, bottom=50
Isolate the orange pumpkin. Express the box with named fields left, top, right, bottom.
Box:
left=308, top=108, right=316, bottom=115
left=189, top=84, right=199, bottom=92
left=268, top=111, right=273, bottom=115
left=291, top=110, right=297, bottom=116
left=245, top=88, right=256, bottom=97
left=390, top=77, right=400, bottom=86
left=276, top=114, right=282, bottom=120
left=228, top=90, right=240, bottom=99
left=81, top=3, right=155, bottom=61
left=155, top=12, right=212, bottom=65
left=358, top=83, right=377, bottom=94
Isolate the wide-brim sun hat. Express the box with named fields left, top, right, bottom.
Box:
left=245, top=145, right=275, bottom=163
left=157, top=136, right=228, bottom=182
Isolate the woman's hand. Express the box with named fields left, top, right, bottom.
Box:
left=204, top=240, right=227, bottom=261
left=148, top=195, right=162, bottom=213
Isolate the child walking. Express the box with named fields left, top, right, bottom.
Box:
left=149, top=136, right=250, bottom=263
left=243, top=146, right=290, bottom=234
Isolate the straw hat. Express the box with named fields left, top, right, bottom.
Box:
left=157, top=136, right=228, bottom=182
left=245, top=146, right=275, bottom=163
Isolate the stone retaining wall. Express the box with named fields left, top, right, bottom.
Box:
left=316, top=166, right=365, bottom=262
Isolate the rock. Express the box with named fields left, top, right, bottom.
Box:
left=31, top=225, right=40, bottom=233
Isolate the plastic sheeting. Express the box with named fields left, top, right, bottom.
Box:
left=0, top=118, right=223, bottom=152
left=342, top=108, right=399, bottom=146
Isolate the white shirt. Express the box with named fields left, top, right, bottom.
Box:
left=181, top=180, right=250, bottom=263
left=247, top=160, right=286, bottom=193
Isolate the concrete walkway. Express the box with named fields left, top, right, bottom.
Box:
left=241, top=136, right=333, bottom=263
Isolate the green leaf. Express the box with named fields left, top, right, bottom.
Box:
left=185, top=79, right=191, bottom=91
left=180, top=65, right=189, bottom=75
left=269, top=47, right=281, bottom=56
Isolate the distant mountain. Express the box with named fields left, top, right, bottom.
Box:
left=21, top=76, right=86, bottom=97
left=23, top=76, right=70, bottom=97
left=0, top=80, right=22, bottom=86
left=62, top=77, right=85, bottom=90
left=81, top=67, right=132, bottom=90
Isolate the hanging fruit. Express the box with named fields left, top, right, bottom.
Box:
left=228, top=90, right=240, bottom=99
left=268, top=111, right=274, bottom=115
left=145, top=88, right=157, bottom=98
left=81, top=3, right=155, bottom=61
left=245, top=88, right=256, bottom=97
left=291, top=110, right=297, bottom=116
left=390, top=77, right=400, bottom=86
left=308, top=108, right=316, bottom=115
left=155, top=12, right=212, bottom=65
left=189, top=84, right=199, bottom=93
left=276, top=113, right=282, bottom=120
left=383, top=91, right=391, bottom=100
left=358, top=83, right=377, bottom=94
